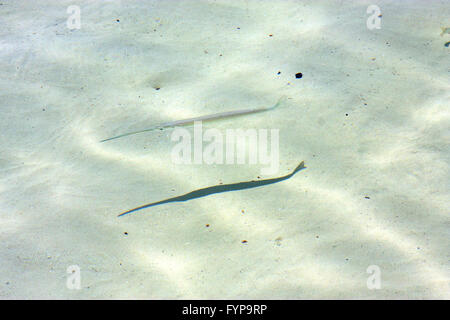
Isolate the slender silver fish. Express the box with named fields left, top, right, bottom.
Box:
left=100, top=96, right=286, bottom=142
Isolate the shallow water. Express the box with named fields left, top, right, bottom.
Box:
left=0, top=0, right=448, bottom=299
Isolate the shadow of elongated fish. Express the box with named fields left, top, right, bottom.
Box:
left=118, top=161, right=306, bottom=217
left=101, top=96, right=286, bottom=142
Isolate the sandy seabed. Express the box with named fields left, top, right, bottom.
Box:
left=0, top=0, right=448, bottom=299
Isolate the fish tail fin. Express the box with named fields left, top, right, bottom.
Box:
left=293, top=161, right=306, bottom=173
left=267, top=95, right=288, bottom=110
left=441, top=27, right=445, bottom=36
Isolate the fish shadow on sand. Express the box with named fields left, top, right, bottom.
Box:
left=118, top=161, right=306, bottom=217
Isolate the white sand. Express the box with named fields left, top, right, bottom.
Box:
left=0, top=0, right=448, bottom=299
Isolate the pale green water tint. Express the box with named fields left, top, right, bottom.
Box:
left=1, top=0, right=449, bottom=300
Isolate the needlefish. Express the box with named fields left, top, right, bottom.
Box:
left=100, top=96, right=286, bottom=142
